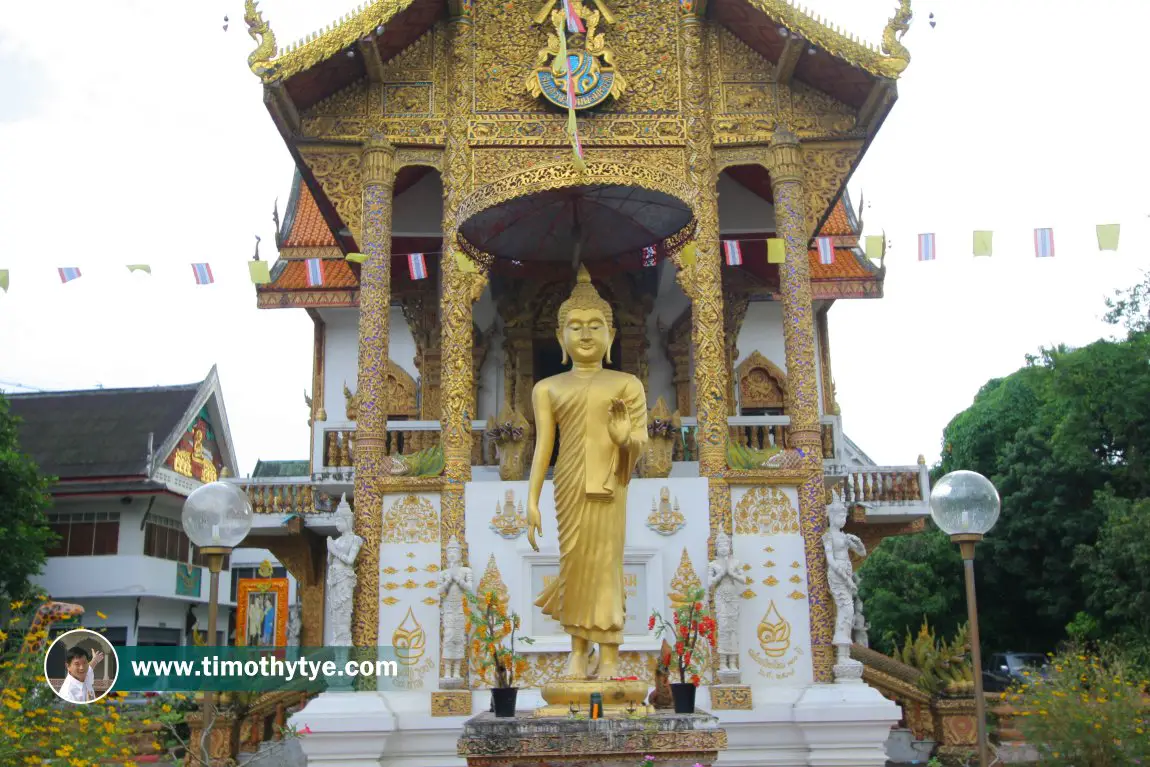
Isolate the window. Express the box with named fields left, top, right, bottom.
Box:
left=143, top=515, right=229, bottom=569
left=136, top=627, right=181, bottom=647
left=45, top=512, right=120, bottom=556
left=229, top=565, right=287, bottom=603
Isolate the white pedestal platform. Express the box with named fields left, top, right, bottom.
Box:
left=289, top=684, right=899, bottom=767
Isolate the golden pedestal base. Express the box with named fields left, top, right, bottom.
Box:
left=541, top=679, right=649, bottom=708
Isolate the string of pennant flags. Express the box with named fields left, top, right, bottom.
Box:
left=0, top=223, right=1134, bottom=295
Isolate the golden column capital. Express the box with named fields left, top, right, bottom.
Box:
left=767, top=128, right=803, bottom=186
left=361, top=134, right=397, bottom=187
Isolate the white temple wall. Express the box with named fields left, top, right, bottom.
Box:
left=734, top=302, right=824, bottom=415
left=320, top=308, right=359, bottom=422
left=392, top=173, right=444, bottom=237
left=388, top=305, right=419, bottom=382
left=463, top=477, right=709, bottom=687
left=729, top=483, right=814, bottom=690
left=717, top=172, right=775, bottom=234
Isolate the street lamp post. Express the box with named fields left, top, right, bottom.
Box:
left=929, top=470, right=1001, bottom=767
left=181, top=481, right=253, bottom=765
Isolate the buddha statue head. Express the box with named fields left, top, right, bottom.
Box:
left=557, top=265, right=614, bottom=366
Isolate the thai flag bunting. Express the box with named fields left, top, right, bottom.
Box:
left=562, top=0, right=585, bottom=34
left=642, top=245, right=657, bottom=267
left=1033, top=228, right=1055, bottom=258
left=816, top=236, right=835, bottom=265
left=306, top=258, right=325, bottom=287
left=191, top=263, right=214, bottom=285
left=408, top=252, right=428, bottom=280
left=722, top=239, right=743, bottom=266
left=918, top=233, right=936, bottom=261
left=57, top=267, right=81, bottom=283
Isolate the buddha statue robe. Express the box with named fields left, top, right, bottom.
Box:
left=533, top=368, right=648, bottom=644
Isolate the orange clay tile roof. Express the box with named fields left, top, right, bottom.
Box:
left=818, top=198, right=854, bottom=237
left=808, top=248, right=874, bottom=279
left=265, top=259, right=358, bottom=290
left=283, top=184, right=338, bottom=248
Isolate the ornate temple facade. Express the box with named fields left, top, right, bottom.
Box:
left=235, top=0, right=930, bottom=763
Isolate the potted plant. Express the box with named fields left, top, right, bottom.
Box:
left=639, top=397, right=679, bottom=478
left=485, top=403, right=532, bottom=481
left=648, top=586, right=716, bottom=713
left=468, top=589, right=534, bottom=717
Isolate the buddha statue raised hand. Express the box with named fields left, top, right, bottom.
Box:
left=527, top=265, right=648, bottom=680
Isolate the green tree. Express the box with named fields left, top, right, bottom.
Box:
left=1075, top=492, right=1150, bottom=665
left=857, top=525, right=964, bottom=655
left=860, top=326, right=1150, bottom=655
left=0, top=394, right=55, bottom=600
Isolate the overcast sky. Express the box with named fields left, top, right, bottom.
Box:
left=1, top=0, right=1147, bottom=472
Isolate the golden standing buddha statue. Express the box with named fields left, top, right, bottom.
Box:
left=527, top=265, right=648, bottom=682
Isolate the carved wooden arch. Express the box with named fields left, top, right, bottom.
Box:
left=713, top=150, right=770, bottom=174
left=736, top=350, right=787, bottom=411
left=385, top=360, right=419, bottom=418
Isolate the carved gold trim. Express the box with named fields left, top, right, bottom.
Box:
left=430, top=690, right=472, bottom=717
left=710, top=685, right=752, bottom=710
left=456, top=160, right=692, bottom=227
left=280, top=246, right=343, bottom=260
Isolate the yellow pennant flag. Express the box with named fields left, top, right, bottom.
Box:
left=126, top=264, right=151, bottom=274
left=0, top=269, right=8, bottom=293
left=454, top=250, right=478, bottom=274
left=864, top=235, right=884, bottom=262
left=679, top=242, right=698, bottom=268
left=345, top=252, right=368, bottom=264
left=767, top=238, right=786, bottom=264
left=973, top=230, right=993, bottom=257
left=248, top=260, right=271, bottom=285
left=1096, top=224, right=1120, bottom=251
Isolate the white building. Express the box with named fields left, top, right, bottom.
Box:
left=11, top=366, right=297, bottom=646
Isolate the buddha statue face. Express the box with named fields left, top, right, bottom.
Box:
left=716, top=533, right=732, bottom=558
left=556, top=265, right=615, bottom=366
left=559, top=308, right=615, bottom=365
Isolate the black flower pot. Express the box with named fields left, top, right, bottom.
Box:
left=491, top=687, right=518, bottom=717
left=670, top=682, right=696, bottom=714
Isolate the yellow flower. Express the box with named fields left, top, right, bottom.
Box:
left=161, top=704, right=172, bottom=713
left=9, top=601, right=24, bottom=610
left=96, top=611, right=107, bottom=619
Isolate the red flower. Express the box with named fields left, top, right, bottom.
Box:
left=675, top=642, right=684, bottom=656
left=694, top=602, right=702, bottom=612
left=673, top=612, right=679, bottom=625
left=302, top=725, right=313, bottom=734
left=679, top=624, right=689, bottom=638
left=691, top=674, right=701, bottom=686
left=648, top=614, right=656, bottom=631
left=683, top=652, right=692, bottom=667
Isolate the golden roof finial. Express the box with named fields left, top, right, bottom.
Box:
left=244, top=0, right=277, bottom=77
left=879, top=0, right=912, bottom=76
left=557, top=265, right=614, bottom=328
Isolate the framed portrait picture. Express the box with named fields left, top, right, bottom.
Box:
left=235, top=578, right=289, bottom=647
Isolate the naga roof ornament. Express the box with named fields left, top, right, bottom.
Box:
left=744, top=0, right=913, bottom=79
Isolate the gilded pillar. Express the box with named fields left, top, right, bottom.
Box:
left=440, top=11, right=485, bottom=563
left=767, top=128, right=833, bottom=682
left=681, top=11, right=731, bottom=552
left=351, top=134, right=397, bottom=649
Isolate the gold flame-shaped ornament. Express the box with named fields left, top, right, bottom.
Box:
left=392, top=607, right=426, bottom=666
left=757, top=600, right=791, bottom=658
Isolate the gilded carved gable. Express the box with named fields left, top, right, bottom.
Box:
left=474, top=0, right=681, bottom=114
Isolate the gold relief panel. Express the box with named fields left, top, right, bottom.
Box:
left=734, top=486, right=799, bottom=536
left=718, top=27, right=776, bottom=82
left=473, top=0, right=682, bottom=114
left=300, top=82, right=369, bottom=141
left=470, top=147, right=686, bottom=188
left=710, top=685, right=752, bottom=710
left=712, top=115, right=778, bottom=146
left=430, top=690, right=471, bottom=717
left=722, top=83, right=776, bottom=114
left=384, top=84, right=433, bottom=116
left=468, top=115, right=686, bottom=147
left=297, top=146, right=363, bottom=240
left=788, top=81, right=858, bottom=136
left=381, top=28, right=436, bottom=81
left=381, top=495, right=440, bottom=545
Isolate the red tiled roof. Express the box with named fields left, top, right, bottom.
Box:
left=819, top=199, right=854, bottom=237
left=267, top=259, right=358, bottom=290
left=809, top=248, right=872, bottom=279
left=283, top=185, right=338, bottom=248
